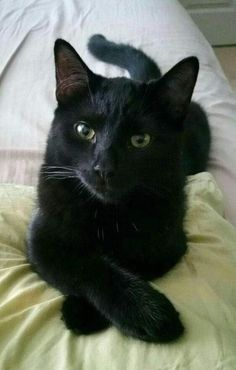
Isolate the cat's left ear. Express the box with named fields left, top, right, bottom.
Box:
left=54, top=39, right=94, bottom=104
left=150, top=57, right=199, bottom=126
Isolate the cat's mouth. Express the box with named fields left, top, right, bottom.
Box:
left=77, top=174, right=119, bottom=203
left=91, top=183, right=120, bottom=203
left=95, top=187, right=116, bottom=202
left=76, top=170, right=131, bottom=204
left=93, top=179, right=125, bottom=203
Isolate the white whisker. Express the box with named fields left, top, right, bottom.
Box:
left=101, top=226, right=104, bottom=241
left=41, top=165, right=98, bottom=206
left=41, top=165, right=78, bottom=182
left=116, top=220, right=119, bottom=233
left=131, top=222, right=139, bottom=232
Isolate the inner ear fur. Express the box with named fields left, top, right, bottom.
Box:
left=54, top=39, right=93, bottom=103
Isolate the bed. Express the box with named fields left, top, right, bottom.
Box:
left=0, top=0, right=236, bottom=369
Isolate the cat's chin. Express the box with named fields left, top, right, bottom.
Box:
left=80, top=179, right=123, bottom=204
left=92, top=187, right=123, bottom=204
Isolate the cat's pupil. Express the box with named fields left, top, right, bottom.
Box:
left=137, top=137, right=144, bottom=144
left=82, top=126, right=90, bottom=136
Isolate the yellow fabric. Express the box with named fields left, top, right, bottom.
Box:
left=0, top=172, right=236, bottom=370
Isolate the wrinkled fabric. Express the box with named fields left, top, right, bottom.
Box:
left=0, top=172, right=236, bottom=370
left=0, top=0, right=236, bottom=225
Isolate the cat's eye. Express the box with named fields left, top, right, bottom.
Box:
left=75, top=122, right=95, bottom=141
left=130, top=134, right=151, bottom=148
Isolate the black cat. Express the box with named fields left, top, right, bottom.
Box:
left=27, top=35, right=210, bottom=343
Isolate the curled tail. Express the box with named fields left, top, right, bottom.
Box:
left=88, top=34, right=161, bottom=82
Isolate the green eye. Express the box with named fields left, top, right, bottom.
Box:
left=75, top=122, right=95, bottom=141
left=130, top=134, right=151, bottom=148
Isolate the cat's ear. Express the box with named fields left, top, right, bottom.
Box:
left=151, top=57, right=199, bottom=126
left=54, top=39, right=93, bottom=103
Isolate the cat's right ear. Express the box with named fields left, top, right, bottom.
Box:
left=54, top=39, right=93, bottom=104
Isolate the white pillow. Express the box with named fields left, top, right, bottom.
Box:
left=0, top=0, right=236, bottom=224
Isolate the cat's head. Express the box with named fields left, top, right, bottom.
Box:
left=46, top=39, right=199, bottom=204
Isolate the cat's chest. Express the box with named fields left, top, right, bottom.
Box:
left=89, top=205, right=158, bottom=251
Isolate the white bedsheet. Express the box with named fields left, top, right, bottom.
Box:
left=0, top=0, right=236, bottom=224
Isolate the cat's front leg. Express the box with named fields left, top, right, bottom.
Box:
left=28, top=212, right=183, bottom=342
left=61, top=295, right=110, bottom=334
left=29, top=240, right=183, bottom=342
left=59, top=258, right=184, bottom=342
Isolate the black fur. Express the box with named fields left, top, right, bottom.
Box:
left=27, top=35, right=211, bottom=343
left=88, top=34, right=161, bottom=81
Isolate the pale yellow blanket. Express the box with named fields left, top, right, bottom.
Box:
left=0, top=173, right=236, bottom=370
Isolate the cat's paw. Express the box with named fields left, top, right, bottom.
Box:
left=61, top=295, right=110, bottom=335
left=113, top=282, right=184, bottom=343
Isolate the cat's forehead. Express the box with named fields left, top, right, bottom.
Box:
left=94, top=77, right=144, bottom=116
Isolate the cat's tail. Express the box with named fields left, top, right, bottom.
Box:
left=88, top=34, right=161, bottom=82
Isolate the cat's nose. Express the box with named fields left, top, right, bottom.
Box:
left=94, top=164, right=114, bottom=181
